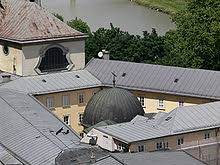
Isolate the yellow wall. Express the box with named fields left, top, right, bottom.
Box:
left=129, top=129, right=220, bottom=152
left=35, top=87, right=214, bottom=135
left=35, top=87, right=101, bottom=135
left=133, top=90, right=211, bottom=113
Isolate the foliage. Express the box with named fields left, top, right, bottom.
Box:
left=67, top=18, right=91, bottom=34
left=53, top=13, right=64, bottom=22
left=85, top=23, right=166, bottom=63
left=162, top=0, right=220, bottom=70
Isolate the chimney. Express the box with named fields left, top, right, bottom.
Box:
left=2, top=75, right=11, bottom=83
left=102, top=50, right=110, bottom=60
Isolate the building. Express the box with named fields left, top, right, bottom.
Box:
left=85, top=58, right=220, bottom=113
left=0, top=0, right=86, bottom=76
left=1, top=70, right=102, bottom=134
left=0, top=88, right=82, bottom=165
left=82, top=101, right=220, bottom=154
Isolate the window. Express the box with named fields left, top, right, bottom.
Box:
left=46, top=97, right=54, bottom=109
left=177, top=138, right=184, bottom=145
left=138, top=145, right=145, bottom=152
left=204, top=132, right=210, bottom=139
left=63, top=115, right=70, bottom=125
left=156, top=142, right=163, bottom=150
left=80, top=132, right=84, bottom=138
left=156, top=141, right=168, bottom=150
left=78, top=93, right=84, bottom=104
left=79, top=114, right=83, bottom=123
left=158, top=99, right=165, bottom=109
left=138, top=97, right=145, bottom=107
left=178, top=100, right=184, bottom=107
left=3, top=45, right=9, bottom=55
left=62, top=95, right=70, bottom=107
left=38, top=47, right=69, bottom=73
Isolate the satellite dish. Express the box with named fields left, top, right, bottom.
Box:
left=98, top=51, right=103, bottom=58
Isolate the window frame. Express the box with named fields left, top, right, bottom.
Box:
left=63, top=115, right=71, bottom=126
left=138, top=96, right=145, bottom=108
left=138, top=145, right=145, bottom=152
left=204, top=132, right=210, bottom=139
left=78, top=113, right=84, bottom=124
left=35, top=44, right=74, bottom=75
left=158, top=99, right=165, bottom=110
left=178, top=100, right=184, bottom=107
left=78, top=93, right=85, bottom=104
left=62, top=95, right=70, bottom=108
left=46, top=97, right=55, bottom=110
left=177, top=137, right=184, bottom=145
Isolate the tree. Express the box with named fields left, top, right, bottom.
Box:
left=67, top=18, right=91, bottom=34
left=162, top=0, right=220, bottom=70
left=85, top=23, right=166, bottom=63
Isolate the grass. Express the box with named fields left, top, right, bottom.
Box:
left=133, top=0, right=188, bottom=14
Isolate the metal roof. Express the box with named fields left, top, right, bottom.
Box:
left=96, top=101, right=220, bottom=143
left=1, top=70, right=101, bottom=95
left=86, top=59, right=220, bottom=100
left=102, top=151, right=206, bottom=165
left=0, top=71, right=20, bottom=84
left=0, top=0, right=85, bottom=44
left=0, top=89, right=82, bottom=165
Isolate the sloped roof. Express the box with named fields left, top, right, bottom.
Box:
left=86, top=59, right=220, bottom=100
left=0, top=89, right=82, bottom=165
left=95, top=101, right=220, bottom=143
left=0, top=0, right=85, bottom=44
left=98, top=151, right=205, bottom=165
left=1, top=70, right=101, bottom=95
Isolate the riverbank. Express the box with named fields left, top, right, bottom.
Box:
left=133, top=0, right=187, bottom=14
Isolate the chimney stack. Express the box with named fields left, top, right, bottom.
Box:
left=2, top=75, right=11, bottom=83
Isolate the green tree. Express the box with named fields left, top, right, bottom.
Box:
left=67, top=18, right=91, bottom=34
left=162, top=0, right=220, bottom=70
left=85, top=23, right=166, bottom=63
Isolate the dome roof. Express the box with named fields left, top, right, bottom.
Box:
left=83, top=88, right=144, bottom=126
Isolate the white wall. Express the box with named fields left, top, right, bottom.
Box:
left=22, top=40, right=85, bottom=76
left=0, top=45, right=23, bottom=75
left=81, top=128, right=116, bottom=152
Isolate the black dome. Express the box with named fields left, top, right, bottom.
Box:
left=82, top=88, right=144, bottom=126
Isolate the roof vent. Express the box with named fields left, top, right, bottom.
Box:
left=2, top=75, right=11, bottom=83
left=165, top=116, right=172, bottom=121
left=42, top=79, right=47, bottom=83
left=174, top=79, right=179, bottom=83
left=0, top=1, right=5, bottom=10
left=122, top=73, right=126, bottom=77
left=75, top=75, right=80, bottom=78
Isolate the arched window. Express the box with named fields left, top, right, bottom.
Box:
left=38, top=47, right=69, bottom=73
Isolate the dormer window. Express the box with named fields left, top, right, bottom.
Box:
left=35, top=44, right=73, bottom=74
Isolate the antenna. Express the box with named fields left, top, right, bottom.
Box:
left=111, top=72, right=117, bottom=87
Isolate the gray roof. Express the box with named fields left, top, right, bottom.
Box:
left=0, top=89, right=82, bottom=165
left=0, top=71, right=20, bottom=84
left=0, top=0, right=85, bottom=44
left=103, top=151, right=205, bottom=165
left=96, top=101, right=220, bottom=143
left=1, top=70, right=101, bottom=95
left=86, top=58, right=220, bottom=100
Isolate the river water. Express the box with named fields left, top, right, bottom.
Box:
left=42, top=0, right=175, bottom=35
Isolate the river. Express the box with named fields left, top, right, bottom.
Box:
left=42, top=0, right=175, bottom=35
